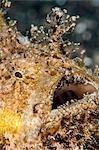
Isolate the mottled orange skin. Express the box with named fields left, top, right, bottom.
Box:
left=0, top=8, right=99, bottom=150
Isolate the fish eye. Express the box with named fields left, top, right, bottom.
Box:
left=15, top=72, right=23, bottom=78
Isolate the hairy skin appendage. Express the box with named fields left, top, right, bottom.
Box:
left=0, top=2, right=99, bottom=150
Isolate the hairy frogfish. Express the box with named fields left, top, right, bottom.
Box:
left=0, top=6, right=99, bottom=150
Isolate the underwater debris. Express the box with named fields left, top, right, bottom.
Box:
left=0, top=4, right=99, bottom=150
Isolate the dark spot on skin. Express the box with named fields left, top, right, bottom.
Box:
left=12, top=67, right=15, bottom=70
left=55, top=133, right=62, bottom=142
left=48, top=146, right=57, bottom=150
left=76, top=133, right=83, bottom=140
left=23, top=53, right=26, bottom=58
left=33, top=104, right=38, bottom=113
left=15, top=72, right=22, bottom=78
left=5, top=75, right=11, bottom=80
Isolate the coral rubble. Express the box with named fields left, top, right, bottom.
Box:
left=0, top=5, right=99, bottom=150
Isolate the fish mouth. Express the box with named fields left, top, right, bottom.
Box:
left=52, top=76, right=97, bottom=109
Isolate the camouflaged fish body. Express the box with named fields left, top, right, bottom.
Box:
left=0, top=7, right=99, bottom=150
